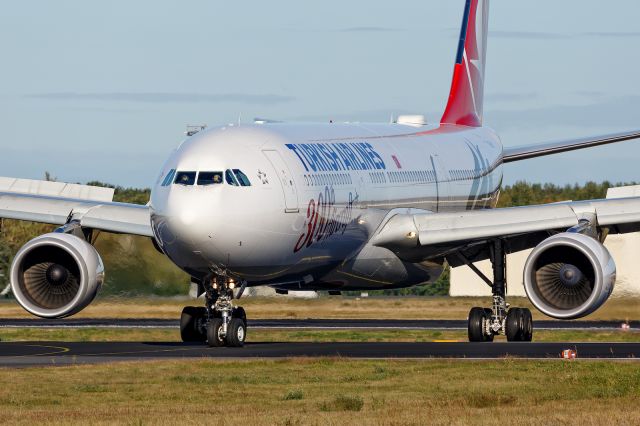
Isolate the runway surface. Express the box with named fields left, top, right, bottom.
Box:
left=0, top=341, right=639, bottom=366
left=1, top=318, right=637, bottom=330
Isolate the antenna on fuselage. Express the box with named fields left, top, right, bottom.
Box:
left=185, top=125, right=207, bottom=136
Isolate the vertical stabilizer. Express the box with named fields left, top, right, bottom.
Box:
left=440, top=0, right=490, bottom=127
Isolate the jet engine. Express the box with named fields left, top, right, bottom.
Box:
left=10, top=233, right=104, bottom=318
left=523, top=232, right=615, bottom=319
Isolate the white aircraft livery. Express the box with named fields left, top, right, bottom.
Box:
left=3, top=0, right=640, bottom=346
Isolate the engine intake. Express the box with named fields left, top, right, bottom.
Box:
left=10, top=233, right=104, bottom=318
left=523, top=232, right=615, bottom=319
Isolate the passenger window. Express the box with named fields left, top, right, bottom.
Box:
left=174, top=171, right=196, bottom=186
left=197, top=171, right=223, bottom=185
left=233, top=169, right=251, bottom=186
left=225, top=169, right=239, bottom=186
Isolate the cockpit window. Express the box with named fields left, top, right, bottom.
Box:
left=161, top=169, right=176, bottom=187
left=233, top=169, right=251, bottom=186
left=174, top=171, right=196, bottom=186
left=225, top=169, right=239, bottom=186
left=197, top=171, right=223, bottom=185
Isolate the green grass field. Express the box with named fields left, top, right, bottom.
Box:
left=1, top=359, right=640, bottom=425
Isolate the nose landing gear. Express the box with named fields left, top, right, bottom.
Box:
left=179, top=276, right=248, bottom=347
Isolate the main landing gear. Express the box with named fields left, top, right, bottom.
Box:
left=180, top=276, right=248, bottom=347
left=458, top=239, right=533, bottom=342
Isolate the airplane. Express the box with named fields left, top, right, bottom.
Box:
left=3, top=0, right=640, bottom=347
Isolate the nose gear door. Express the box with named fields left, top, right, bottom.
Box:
left=262, top=150, right=299, bottom=213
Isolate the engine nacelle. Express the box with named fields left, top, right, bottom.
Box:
left=10, top=233, right=105, bottom=318
left=523, top=232, right=615, bottom=319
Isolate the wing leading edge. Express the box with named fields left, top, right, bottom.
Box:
left=370, top=191, right=640, bottom=264
left=502, top=129, right=640, bottom=163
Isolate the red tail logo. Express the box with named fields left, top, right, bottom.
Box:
left=440, top=0, right=490, bottom=127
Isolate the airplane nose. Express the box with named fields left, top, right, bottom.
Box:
left=152, top=186, right=218, bottom=245
left=150, top=180, right=257, bottom=268
left=173, top=190, right=214, bottom=238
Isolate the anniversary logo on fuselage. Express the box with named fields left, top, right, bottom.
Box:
left=294, top=187, right=356, bottom=253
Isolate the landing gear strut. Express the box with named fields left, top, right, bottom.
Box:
left=179, top=276, right=247, bottom=347
left=461, top=239, right=533, bottom=342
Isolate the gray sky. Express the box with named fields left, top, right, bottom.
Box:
left=1, top=0, right=640, bottom=187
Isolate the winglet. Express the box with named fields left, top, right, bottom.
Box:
left=440, top=0, right=490, bottom=127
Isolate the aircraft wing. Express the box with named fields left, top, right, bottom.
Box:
left=502, top=129, right=640, bottom=163
left=370, top=191, right=640, bottom=266
left=0, top=177, right=153, bottom=237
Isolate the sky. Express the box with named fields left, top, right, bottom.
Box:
left=1, top=0, right=640, bottom=188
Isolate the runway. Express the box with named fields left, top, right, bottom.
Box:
left=1, top=318, right=636, bottom=330
left=0, top=341, right=639, bottom=366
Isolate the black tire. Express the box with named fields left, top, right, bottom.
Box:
left=506, top=308, right=523, bottom=342
left=521, top=308, right=533, bottom=341
left=207, top=318, right=225, bottom=347
left=232, top=306, right=247, bottom=326
left=180, top=306, right=206, bottom=342
left=468, top=307, right=490, bottom=342
left=225, top=318, right=246, bottom=347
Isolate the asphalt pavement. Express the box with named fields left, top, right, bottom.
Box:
left=0, top=341, right=638, bottom=367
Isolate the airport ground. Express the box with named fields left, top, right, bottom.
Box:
left=1, top=296, right=640, bottom=424
left=2, top=296, right=640, bottom=343
left=2, top=295, right=640, bottom=320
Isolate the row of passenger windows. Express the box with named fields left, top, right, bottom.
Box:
left=301, top=168, right=485, bottom=188
left=160, top=169, right=251, bottom=187
left=450, top=169, right=482, bottom=181
left=387, top=170, right=436, bottom=184
left=370, top=172, right=386, bottom=184
left=303, top=173, right=353, bottom=187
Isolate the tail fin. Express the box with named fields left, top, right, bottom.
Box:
left=440, top=0, right=490, bottom=127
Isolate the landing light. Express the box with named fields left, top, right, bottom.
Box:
left=406, top=231, right=417, bottom=239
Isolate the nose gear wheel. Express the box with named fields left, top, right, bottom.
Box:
left=180, top=276, right=248, bottom=348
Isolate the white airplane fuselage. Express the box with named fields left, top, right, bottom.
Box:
left=150, top=122, right=503, bottom=291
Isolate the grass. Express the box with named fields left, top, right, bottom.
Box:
left=283, top=389, right=304, bottom=401
left=1, top=327, right=639, bottom=343
left=2, top=296, right=640, bottom=321
left=319, top=394, right=364, bottom=412
left=1, top=359, right=640, bottom=425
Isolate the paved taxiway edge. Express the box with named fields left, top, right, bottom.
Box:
left=1, top=341, right=640, bottom=367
